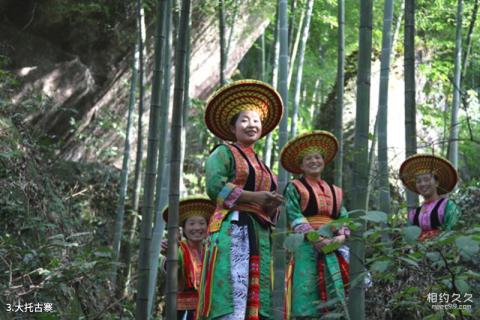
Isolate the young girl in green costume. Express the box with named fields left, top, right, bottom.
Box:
left=196, top=80, right=284, bottom=320
left=280, top=131, right=350, bottom=319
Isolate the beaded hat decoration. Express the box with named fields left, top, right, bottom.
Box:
left=280, top=131, right=339, bottom=174
left=204, top=80, right=284, bottom=141
left=399, top=154, right=458, bottom=195
left=162, top=197, right=215, bottom=225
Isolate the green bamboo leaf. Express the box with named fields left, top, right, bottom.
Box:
left=455, top=236, right=479, bottom=258
left=361, top=211, right=388, bottom=223
left=399, top=256, right=419, bottom=268
left=436, top=231, right=457, bottom=245
left=403, top=225, right=422, bottom=244
left=283, top=233, right=304, bottom=252
left=331, top=217, right=351, bottom=225
left=94, top=249, right=112, bottom=258
left=364, top=229, right=382, bottom=238
left=34, top=314, right=57, bottom=320
left=454, top=279, right=470, bottom=294
left=321, top=241, right=341, bottom=254
left=409, top=251, right=423, bottom=259
left=402, top=287, right=419, bottom=294
left=47, top=234, right=65, bottom=240
left=423, top=313, right=443, bottom=320
left=317, top=224, right=333, bottom=238
left=349, top=271, right=368, bottom=289
left=370, top=260, right=390, bottom=273
left=37, top=268, right=51, bottom=276
left=426, top=252, right=441, bottom=262
left=83, top=261, right=97, bottom=269
left=51, top=240, right=79, bottom=248
left=314, top=297, right=340, bottom=308
left=465, top=270, right=480, bottom=279
left=66, top=232, right=91, bottom=240
left=306, top=230, right=319, bottom=242
left=348, top=209, right=366, bottom=219
left=320, top=312, right=344, bottom=319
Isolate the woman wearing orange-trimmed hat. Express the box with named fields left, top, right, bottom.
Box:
left=196, top=80, right=284, bottom=320
left=399, top=154, right=460, bottom=241
left=280, top=131, right=350, bottom=318
left=161, top=197, right=215, bottom=320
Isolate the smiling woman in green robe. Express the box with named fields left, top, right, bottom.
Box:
left=196, top=80, right=284, bottom=320
left=280, top=131, right=350, bottom=319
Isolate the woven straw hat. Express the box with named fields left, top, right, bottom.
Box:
left=163, top=197, right=215, bottom=225
left=204, top=80, right=284, bottom=141
left=399, top=154, right=458, bottom=195
left=280, top=131, right=339, bottom=174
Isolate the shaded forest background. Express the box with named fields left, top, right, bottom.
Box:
left=1, top=0, right=479, bottom=319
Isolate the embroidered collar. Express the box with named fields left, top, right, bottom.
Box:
left=186, top=240, right=203, bottom=257
left=423, top=196, right=441, bottom=206
left=304, top=176, right=325, bottom=192
left=234, top=143, right=255, bottom=155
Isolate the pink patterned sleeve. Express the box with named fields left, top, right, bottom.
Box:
left=223, top=185, right=243, bottom=208
left=293, top=221, right=313, bottom=233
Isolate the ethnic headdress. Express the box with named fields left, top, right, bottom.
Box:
left=162, top=197, right=215, bottom=225
left=399, top=154, right=458, bottom=195
left=280, top=131, right=339, bottom=174
left=204, top=80, right=284, bottom=141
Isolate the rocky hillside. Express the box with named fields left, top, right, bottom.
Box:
left=1, top=0, right=273, bottom=163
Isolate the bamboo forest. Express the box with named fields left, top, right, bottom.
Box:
left=2, top=0, right=480, bottom=319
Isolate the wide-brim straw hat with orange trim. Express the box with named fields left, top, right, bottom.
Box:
left=162, top=197, right=215, bottom=226
left=280, top=131, right=339, bottom=175
left=204, top=79, right=284, bottom=141
left=399, top=154, right=458, bottom=195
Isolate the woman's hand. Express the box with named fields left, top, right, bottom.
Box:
left=236, top=190, right=283, bottom=218
left=338, top=226, right=350, bottom=238
left=294, top=223, right=314, bottom=233
left=239, top=190, right=284, bottom=209
left=333, top=234, right=346, bottom=245
left=260, top=192, right=284, bottom=218
left=313, top=237, right=333, bottom=251
left=249, top=191, right=284, bottom=207
left=313, top=235, right=345, bottom=252
left=160, top=227, right=182, bottom=254
left=256, top=191, right=284, bottom=209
